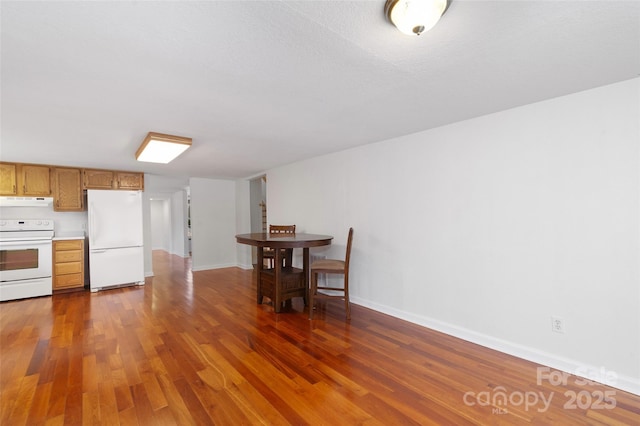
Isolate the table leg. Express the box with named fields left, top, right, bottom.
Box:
left=274, top=246, right=282, bottom=313
left=303, top=247, right=309, bottom=305
left=284, top=248, right=293, bottom=268
left=257, top=246, right=264, bottom=304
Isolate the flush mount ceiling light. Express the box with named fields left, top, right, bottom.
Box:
left=385, top=0, right=448, bottom=36
left=136, top=132, right=192, bottom=164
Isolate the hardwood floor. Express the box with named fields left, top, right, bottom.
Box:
left=1, top=250, right=639, bottom=425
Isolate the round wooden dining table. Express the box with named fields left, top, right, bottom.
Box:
left=235, top=233, right=333, bottom=312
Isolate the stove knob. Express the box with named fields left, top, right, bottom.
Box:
left=36, top=220, right=42, bottom=225
left=0, top=221, right=5, bottom=226
left=42, top=220, right=49, bottom=225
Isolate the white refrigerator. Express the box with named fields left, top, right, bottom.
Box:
left=88, top=189, right=144, bottom=291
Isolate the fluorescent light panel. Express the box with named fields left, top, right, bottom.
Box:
left=386, top=0, right=447, bottom=36
left=136, top=132, right=192, bottom=164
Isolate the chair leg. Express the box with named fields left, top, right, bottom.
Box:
left=309, top=271, right=317, bottom=320
left=345, top=293, right=350, bottom=320
left=344, top=274, right=350, bottom=319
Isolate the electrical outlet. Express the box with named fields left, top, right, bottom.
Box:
left=551, top=316, right=565, bottom=334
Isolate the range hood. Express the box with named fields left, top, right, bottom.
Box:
left=0, top=196, right=54, bottom=207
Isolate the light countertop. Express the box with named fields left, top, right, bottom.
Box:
left=53, top=232, right=85, bottom=241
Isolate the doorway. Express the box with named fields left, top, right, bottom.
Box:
left=249, top=175, right=267, bottom=266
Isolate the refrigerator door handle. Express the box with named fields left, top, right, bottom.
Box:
left=89, top=202, right=96, bottom=242
left=91, top=249, right=107, bottom=253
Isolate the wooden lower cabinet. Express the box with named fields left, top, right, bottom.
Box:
left=53, top=239, right=85, bottom=291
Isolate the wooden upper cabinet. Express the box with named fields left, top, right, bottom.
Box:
left=0, top=162, right=51, bottom=196
left=83, top=169, right=114, bottom=189
left=83, top=169, right=143, bottom=190
left=2, top=162, right=141, bottom=208
left=0, top=162, right=18, bottom=195
left=53, top=167, right=84, bottom=211
left=20, top=164, right=52, bottom=196
left=116, top=172, right=144, bottom=190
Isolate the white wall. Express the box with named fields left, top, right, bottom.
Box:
left=0, top=206, right=87, bottom=234
left=141, top=191, right=153, bottom=277
left=150, top=199, right=170, bottom=250
left=236, top=179, right=252, bottom=269
left=171, top=190, right=189, bottom=257
left=190, top=177, right=238, bottom=271
left=266, top=78, right=640, bottom=395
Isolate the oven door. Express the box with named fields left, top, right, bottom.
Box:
left=0, top=239, right=53, bottom=282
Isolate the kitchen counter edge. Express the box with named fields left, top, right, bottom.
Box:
left=53, top=233, right=86, bottom=241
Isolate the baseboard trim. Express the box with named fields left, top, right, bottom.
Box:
left=191, top=263, right=237, bottom=272
left=237, top=263, right=254, bottom=270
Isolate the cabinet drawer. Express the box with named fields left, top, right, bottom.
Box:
left=55, top=249, right=82, bottom=263
left=55, top=240, right=83, bottom=251
left=55, top=261, right=82, bottom=275
left=55, top=273, right=84, bottom=289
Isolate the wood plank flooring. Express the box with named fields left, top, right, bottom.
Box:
left=1, top=250, right=639, bottom=425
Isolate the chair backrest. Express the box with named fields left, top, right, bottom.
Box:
left=344, top=227, right=354, bottom=272
left=269, top=224, right=296, bottom=235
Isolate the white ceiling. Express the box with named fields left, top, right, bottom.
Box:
left=2, top=1, right=639, bottom=179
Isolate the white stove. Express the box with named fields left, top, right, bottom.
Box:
left=0, top=219, right=54, bottom=301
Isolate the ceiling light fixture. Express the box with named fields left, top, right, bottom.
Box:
left=136, top=132, right=192, bottom=164
left=385, top=0, right=448, bottom=36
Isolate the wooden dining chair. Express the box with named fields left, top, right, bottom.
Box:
left=309, top=227, right=353, bottom=320
left=263, top=224, right=296, bottom=268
